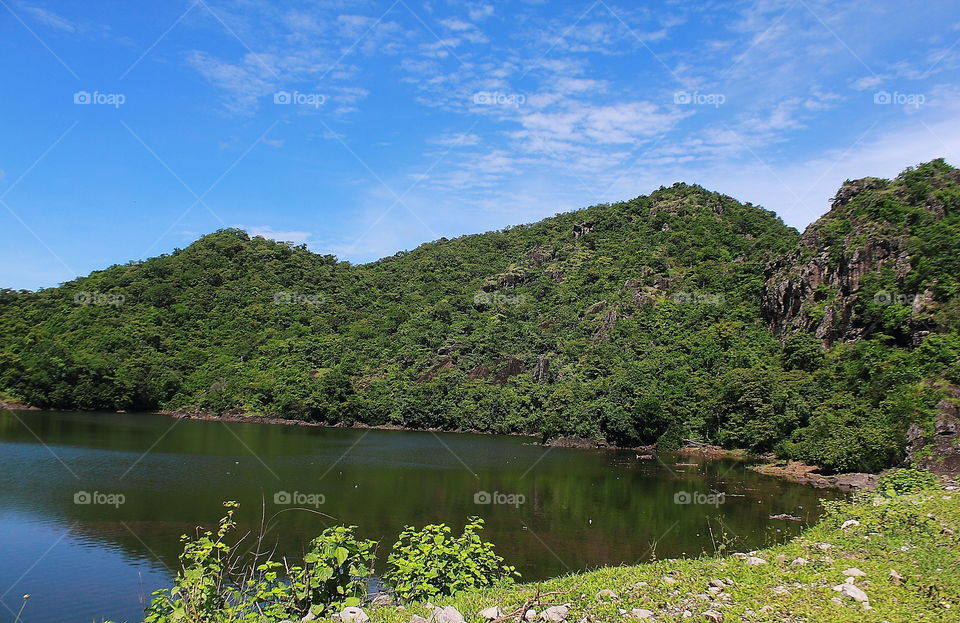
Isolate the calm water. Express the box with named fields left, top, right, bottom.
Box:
left=0, top=410, right=840, bottom=623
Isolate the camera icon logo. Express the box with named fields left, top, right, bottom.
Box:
left=873, top=91, right=891, bottom=104
left=274, top=491, right=291, bottom=504
left=474, top=490, right=492, bottom=504
left=73, top=91, right=91, bottom=105
left=673, top=91, right=692, bottom=104
left=74, top=491, right=92, bottom=504
left=274, top=91, right=292, bottom=105
left=673, top=490, right=692, bottom=505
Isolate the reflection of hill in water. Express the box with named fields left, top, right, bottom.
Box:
left=1, top=410, right=841, bottom=582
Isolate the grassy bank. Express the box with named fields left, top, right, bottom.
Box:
left=358, top=490, right=959, bottom=623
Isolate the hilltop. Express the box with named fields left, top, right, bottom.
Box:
left=2, top=159, right=959, bottom=474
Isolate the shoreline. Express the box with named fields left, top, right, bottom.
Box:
left=8, top=405, right=879, bottom=491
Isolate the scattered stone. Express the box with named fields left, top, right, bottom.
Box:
left=707, top=587, right=721, bottom=594
left=339, top=608, right=369, bottom=623
left=371, top=594, right=394, bottom=608
left=731, top=553, right=748, bottom=560
left=843, top=568, right=866, bottom=577
left=429, top=606, right=465, bottom=623
left=815, top=542, right=833, bottom=551
left=790, top=557, right=808, bottom=566
left=708, top=580, right=726, bottom=589
left=774, top=554, right=787, bottom=565
left=889, top=570, right=904, bottom=585
left=702, top=611, right=723, bottom=622
left=410, top=617, right=428, bottom=623
left=627, top=609, right=654, bottom=619
left=745, top=556, right=767, bottom=566
left=524, top=609, right=537, bottom=622
left=682, top=610, right=693, bottom=618
left=841, top=519, right=860, bottom=530
left=541, top=606, right=569, bottom=622
left=596, top=589, right=619, bottom=599
left=832, top=583, right=869, bottom=603
left=478, top=607, right=503, bottom=621
left=301, top=611, right=317, bottom=622
left=662, top=576, right=677, bottom=584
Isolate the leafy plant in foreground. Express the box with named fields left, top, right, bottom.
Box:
left=144, top=503, right=377, bottom=623
left=384, top=517, right=519, bottom=602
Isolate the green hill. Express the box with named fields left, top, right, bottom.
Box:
left=2, top=159, right=959, bottom=473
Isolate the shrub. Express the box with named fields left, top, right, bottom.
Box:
left=384, top=517, right=519, bottom=602
left=878, top=468, right=940, bottom=494
left=144, top=504, right=376, bottom=623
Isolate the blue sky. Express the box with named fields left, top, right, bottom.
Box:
left=1, top=0, right=958, bottom=290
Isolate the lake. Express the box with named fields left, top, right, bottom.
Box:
left=0, top=410, right=840, bottom=623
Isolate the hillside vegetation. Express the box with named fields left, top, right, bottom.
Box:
left=2, top=159, right=960, bottom=473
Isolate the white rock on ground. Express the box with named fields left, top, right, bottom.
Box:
left=627, top=609, right=654, bottom=619
left=841, top=519, right=860, bottom=530
left=843, top=568, right=866, bottom=577
left=541, top=605, right=569, bottom=622
left=832, top=583, right=869, bottom=603
left=429, top=606, right=465, bottom=623
left=478, top=606, right=503, bottom=621
left=338, top=608, right=369, bottom=623
left=745, top=556, right=767, bottom=566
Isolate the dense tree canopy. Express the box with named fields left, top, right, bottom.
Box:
left=2, top=160, right=959, bottom=472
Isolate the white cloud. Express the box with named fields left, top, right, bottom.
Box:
left=22, top=4, right=77, bottom=32
left=240, top=225, right=313, bottom=245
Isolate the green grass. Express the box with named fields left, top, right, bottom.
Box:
left=356, top=491, right=960, bottom=623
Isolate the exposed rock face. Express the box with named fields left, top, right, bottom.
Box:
left=532, top=354, right=550, bottom=383
left=906, top=384, right=960, bottom=476
left=761, top=176, right=935, bottom=346
left=492, top=357, right=525, bottom=384
left=572, top=221, right=595, bottom=238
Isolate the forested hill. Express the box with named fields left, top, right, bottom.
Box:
left=2, top=159, right=960, bottom=473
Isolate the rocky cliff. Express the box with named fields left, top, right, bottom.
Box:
left=762, top=162, right=960, bottom=346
